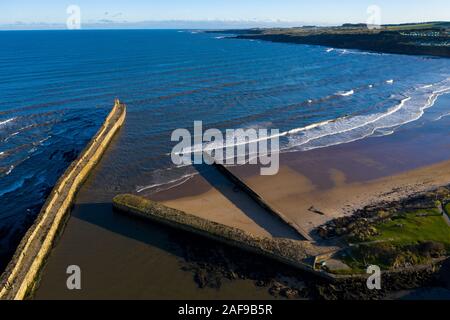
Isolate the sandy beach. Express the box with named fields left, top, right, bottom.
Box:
left=148, top=156, right=450, bottom=242
left=146, top=101, right=450, bottom=241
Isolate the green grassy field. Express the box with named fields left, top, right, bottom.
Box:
left=372, top=209, right=450, bottom=246
left=341, top=208, right=450, bottom=272
left=384, top=23, right=437, bottom=31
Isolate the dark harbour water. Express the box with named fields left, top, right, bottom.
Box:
left=0, top=29, right=450, bottom=272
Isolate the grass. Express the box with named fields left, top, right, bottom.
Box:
left=371, top=209, right=450, bottom=246
left=341, top=208, right=450, bottom=272
left=384, top=23, right=437, bottom=31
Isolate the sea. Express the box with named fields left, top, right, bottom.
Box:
left=1, top=29, right=450, bottom=271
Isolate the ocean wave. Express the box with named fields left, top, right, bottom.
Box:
left=371, top=128, right=395, bottom=138
left=0, top=118, right=15, bottom=127
left=434, top=112, right=450, bottom=121
left=136, top=173, right=196, bottom=193
left=287, top=80, right=450, bottom=151
left=337, top=90, right=355, bottom=97
left=386, top=79, right=394, bottom=84
left=173, top=78, right=450, bottom=159
left=5, top=165, right=14, bottom=175
left=286, top=96, right=411, bottom=148
left=3, top=131, right=20, bottom=142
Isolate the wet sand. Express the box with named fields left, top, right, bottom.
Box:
left=34, top=95, right=450, bottom=299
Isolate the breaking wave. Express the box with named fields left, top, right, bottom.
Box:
left=337, top=89, right=355, bottom=97
left=136, top=173, right=196, bottom=193
left=0, top=118, right=15, bottom=127
left=286, top=78, right=450, bottom=151
left=171, top=78, right=450, bottom=160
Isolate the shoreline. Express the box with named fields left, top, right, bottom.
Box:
left=0, top=100, right=126, bottom=300
left=233, top=33, right=450, bottom=58
left=207, top=23, right=450, bottom=58
left=150, top=155, right=450, bottom=244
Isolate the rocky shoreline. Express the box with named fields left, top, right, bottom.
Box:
left=208, top=22, right=450, bottom=58
left=168, top=215, right=449, bottom=300
left=234, top=32, right=450, bottom=58
left=113, top=191, right=450, bottom=299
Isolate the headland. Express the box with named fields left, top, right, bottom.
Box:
left=209, top=22, right=450, bottom=57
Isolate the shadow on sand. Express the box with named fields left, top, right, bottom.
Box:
left=192, top=163, right=302, bottom=240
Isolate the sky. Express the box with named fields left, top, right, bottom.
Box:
left=1, top=0, right=449, bottom=29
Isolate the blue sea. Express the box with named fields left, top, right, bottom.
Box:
left=0, top=30, right=449, bottom=270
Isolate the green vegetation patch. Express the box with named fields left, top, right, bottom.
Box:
left=384, top=23, right=436, bottom=31
left=372, top=209, right=450, bottom=246
left=343, top=208, right=450, bottom=271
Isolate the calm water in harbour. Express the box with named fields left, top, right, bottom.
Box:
left=1, top=30, right=450, bottom=271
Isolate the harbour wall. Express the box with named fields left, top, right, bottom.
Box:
left=0, top=99, right=126, bottom=300
left=112, top=193, right=336, bottom=280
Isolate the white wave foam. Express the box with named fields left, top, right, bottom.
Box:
left=286, top=80, right=450, bottom=151
left=337, top=90, right=354, bottom=97
left=386, top=79, right=394, bottom=84
left=5, top=165, right=14, bottom=175
left=287, top=96, right=410, bottom=148
left=326, top=48, right=334, bottom=52
left=36, top=136, right=50, bottom=145
left=4, top=131, right=19, bottom=142
left=434, top=112, right=450, bottom=121
left=371, top=129, right=395, bottom=138
left=0, top=118, right=15, bottom=126
left=136, top=173, right=196, bottom=193
left=171, top=78, right=450, bottom=168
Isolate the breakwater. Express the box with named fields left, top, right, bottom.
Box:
left=0, top=99, right=126, bottom=300
left=112, top=194, right=336, bottom=279
left=112, top=194, right=447, bottom=285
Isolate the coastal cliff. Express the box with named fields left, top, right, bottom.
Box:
left=0, top=99, right=126, bottom=300
left=210, top=22, right=450, bottom=57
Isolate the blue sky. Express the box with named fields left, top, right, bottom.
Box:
left=1, top=0, right=449, bottom=28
